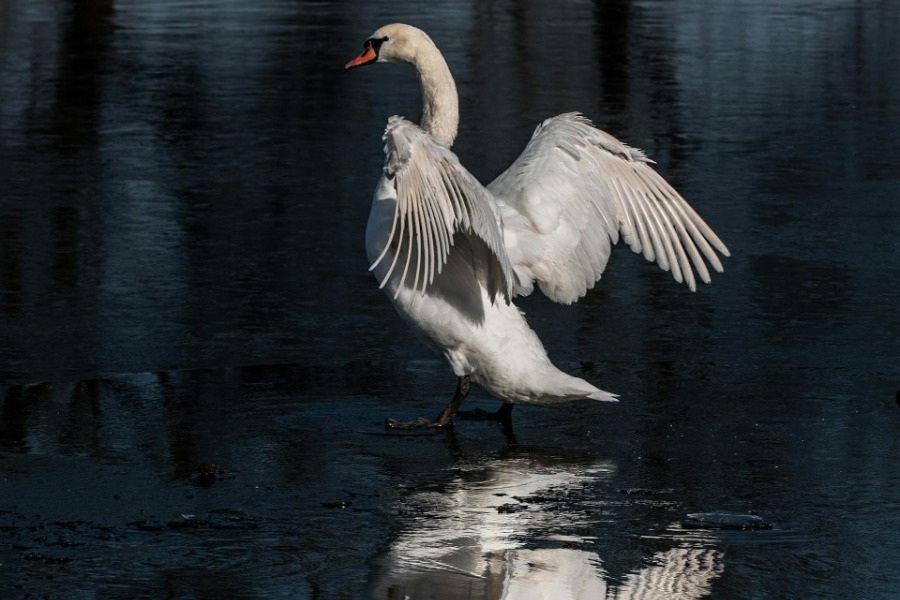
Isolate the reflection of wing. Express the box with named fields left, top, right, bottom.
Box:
left=614, top=547, right=724, bottom=600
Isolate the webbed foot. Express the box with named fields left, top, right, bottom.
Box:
left=384, top=416, right=451, bottom=430
left=383, top=375, right=470, bottom=431
left=457, top=402, right=514, bottom=424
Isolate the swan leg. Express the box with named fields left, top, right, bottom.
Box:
left=385, top=375, right=470, bottom=430
left=432, top=375, right=470, bottom=426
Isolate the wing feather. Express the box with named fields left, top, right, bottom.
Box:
left=374, top=117, right=516, bottom=302
left=379, top=197, right=407, bottom=292
left=395, top=209, right=416, bottom=300
left=488, top=112, right=729, bottom=303
left=633, top=162, right=728, bottom=267
left=369, top=189, right=401, bottom=272
left=410, top=182, right=425, bottom=295
left=420, top=182, right=443, bottom=281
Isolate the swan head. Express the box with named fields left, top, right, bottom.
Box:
left=344, top=23, right=434, bottom=70
left=345, top=24, right=459, bottom=147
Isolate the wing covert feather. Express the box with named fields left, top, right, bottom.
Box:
left=488, top=113, right=729, bottom=303
left=372, top=117, right=516, bottom=302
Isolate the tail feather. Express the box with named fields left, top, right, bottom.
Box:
left=552, top=375, right=619, bottom=404
left=588, top=388, right=619, bottom=402
left=567, top=374, right=618, bottom=402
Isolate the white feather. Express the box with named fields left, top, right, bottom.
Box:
left=489, top=113, right=730, bottom=302
left=353, top=24, right=729, bottom=406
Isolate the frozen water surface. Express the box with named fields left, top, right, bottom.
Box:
left=1, top=1, right=898, bottom=598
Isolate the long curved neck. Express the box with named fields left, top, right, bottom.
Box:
left=412, top=43, right=459, bottom=147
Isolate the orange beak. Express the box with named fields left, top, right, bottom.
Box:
left=345, top=42, right=377, bottom=70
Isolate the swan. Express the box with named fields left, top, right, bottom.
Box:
left=345, top=24, right=729, bottom=429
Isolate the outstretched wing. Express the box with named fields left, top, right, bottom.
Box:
left=371, top=116, right=516, bottom=302
left=488, top=113, right=730, bottom=304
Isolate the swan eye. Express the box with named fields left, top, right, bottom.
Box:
left=369, top=36, right=389, bottom=52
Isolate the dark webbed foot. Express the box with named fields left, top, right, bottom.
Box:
left=457, top=402, right=514, bottom=424
left=384, top=416, right=449, bottom=430
left=383, top=375, right=471, bottom=431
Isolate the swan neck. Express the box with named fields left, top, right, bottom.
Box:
left=414, top=47, right=458, bottom=147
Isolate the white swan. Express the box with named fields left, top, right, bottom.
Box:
left=346, top=24, right=729, bottom=428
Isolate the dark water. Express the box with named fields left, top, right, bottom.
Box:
left=1, top=0, right=898, bottom=598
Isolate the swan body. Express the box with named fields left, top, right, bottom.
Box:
left=346, top=24, right=729, bottom=425
left=367, top=168, right=611, bottom=405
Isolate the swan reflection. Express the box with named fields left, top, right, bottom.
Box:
left=365, top=457, right=722, bottom=599
left=615, top=545, right=723, bottom=600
